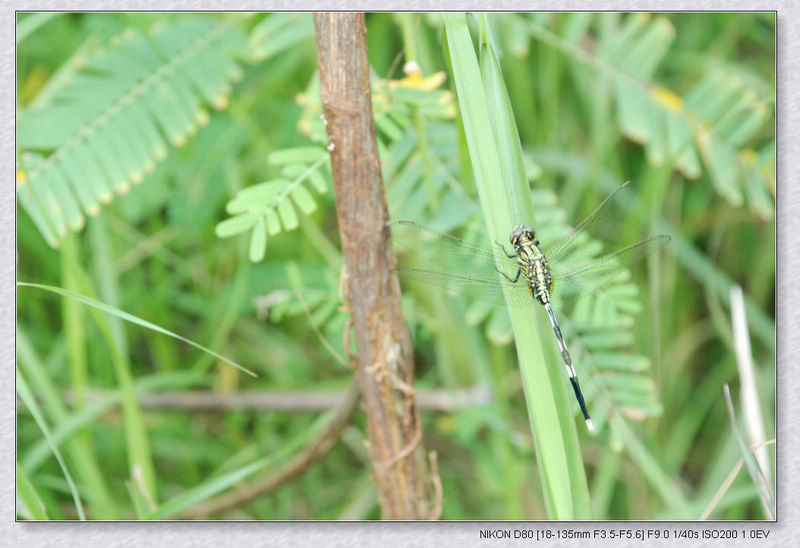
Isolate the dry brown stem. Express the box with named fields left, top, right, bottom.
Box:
left=313, top=12, right=434, bottom=519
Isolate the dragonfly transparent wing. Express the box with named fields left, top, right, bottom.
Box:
left=392, top=187, right=670, bottom=307
left=391, top=221, right=533, bottom=307
left=392, top=267, right=533, bottom=306
left=392, top=221, right=510, bottom=265
left=546, top=181, right=636, bottom=267
left=551, top=235, right=671, bottom=297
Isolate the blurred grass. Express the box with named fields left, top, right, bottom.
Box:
left=16, top=12, right=775, bottom=520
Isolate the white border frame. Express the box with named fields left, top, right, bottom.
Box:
left=6, top=2, right=793, bottom=546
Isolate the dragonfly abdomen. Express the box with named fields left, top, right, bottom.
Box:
left=544, top=302, right=594, bottom=432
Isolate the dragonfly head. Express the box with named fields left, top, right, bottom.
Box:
left=510, top=225, right=537, bottom=249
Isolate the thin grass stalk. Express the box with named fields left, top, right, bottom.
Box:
left=16, top=461, right=49, bottom=520
left=730, top=285, right=772, bottom=488
left=722, top=385, right=775, bottom=519
left=21, top=371, right=210, bottom=473
left=16, top=326, right=119, bottom=519
left=16, top=368, right=86, bottom=520
left=56, top=247, right=160, bottom=515
left=60, top=234, right=121, bottom=518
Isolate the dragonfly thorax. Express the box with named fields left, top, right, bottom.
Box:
left=509, top=226, right=553, bottom=305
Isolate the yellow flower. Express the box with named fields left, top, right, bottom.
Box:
left=388, top=65, right=447, bottom=91
left=650, top=85, right=683, bottom=113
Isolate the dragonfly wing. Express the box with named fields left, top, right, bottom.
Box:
left=392, top=221, right=519, bottom=268
left=392, top=221, right=522, bottom=282
left=392, top=221, right=499, bottom=259
left=551, top=235, right=670, bottom=295
left=547, top=181, right=635, bottom=264
left=392, top=267, right=534, bottom=308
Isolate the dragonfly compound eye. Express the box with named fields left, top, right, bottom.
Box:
left=510, top=225, right=525, bottom=245
left=511, top=226, right=536, bottom=245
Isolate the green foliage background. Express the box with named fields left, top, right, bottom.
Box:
left=16, top=12, right=775, bottom=520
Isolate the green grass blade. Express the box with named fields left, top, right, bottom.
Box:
left=723, top=386, right=775, bottom=519
left=61, top=239, right=158, bottom=513
left=146, top=410, right=330, bottom=519
left=21, top=371, right=210, bottom=473
left=16, top=12, right=61, bottom=44
left=16, top=461, right=49, bottom=520
left=443, top=12, right=590, bottom=520
left=17, top=282, right=257, bottom=377
left=663, top=225, right=774, bottom=352
left=19, top=273, right=253, bottom=516
left=613, top=414, right=691, bottom=517
left=149, top=458, right=272, bottom=520
left=17, top=326, right=120, bottom=518
left=17, top=367, right=86, bottom=520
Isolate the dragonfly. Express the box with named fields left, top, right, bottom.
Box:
left=391, top=181, right=670, bottom=432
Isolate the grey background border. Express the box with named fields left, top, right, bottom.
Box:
left=5, top=1, right=794, bottom=546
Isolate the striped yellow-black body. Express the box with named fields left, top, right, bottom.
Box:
left=510, top=228, right=553, bottom=306
left=507, top=225, right=594, bottom=432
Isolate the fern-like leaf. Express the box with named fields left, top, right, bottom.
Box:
left=17, top=15, right=250, bottom=247
left=524, top=13, right=774, bottom=218
left=222, top=65, right=460, bottom=263
left=215, top=147, right=329, bottom=262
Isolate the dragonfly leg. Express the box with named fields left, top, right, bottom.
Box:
left=496, top=266, right=521, bottom=284
left=495, top=241, right=517, bottom=259
left=543, top=303, right=594, bottom=432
